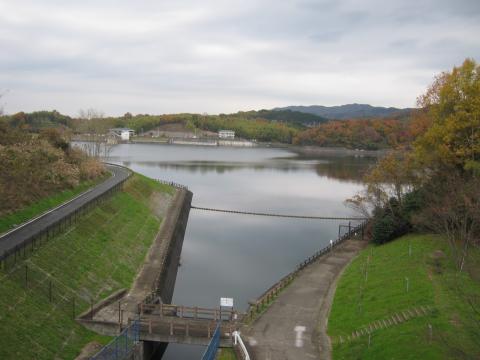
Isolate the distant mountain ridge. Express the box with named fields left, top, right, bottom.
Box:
left=275, top=103, right=413, bottom=120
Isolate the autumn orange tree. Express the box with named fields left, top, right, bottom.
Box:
left=412, top=59, right=480, bottom=271
left=414, top=58, right=480, bottom=174
left=357, top=59, right=480, bottom=254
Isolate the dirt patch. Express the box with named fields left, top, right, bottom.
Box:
left=75, top=341, right=103, bottom=360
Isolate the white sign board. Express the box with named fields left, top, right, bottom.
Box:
left=220, top=297, right=234, bottom=307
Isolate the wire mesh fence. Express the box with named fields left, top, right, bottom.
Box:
left=201, top=322, right=221, bottom=360
left=0, top=166, right=130, bottom=267
left=90, top=319, right=140, bottom=360
left=2, top=261, right=93, bottom=319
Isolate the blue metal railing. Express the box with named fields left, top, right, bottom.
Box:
left=201, top=322, right=221, bottom=360
left=90, top=319, right=140, bottom=360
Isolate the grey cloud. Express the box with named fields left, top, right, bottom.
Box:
left=0, top=0, right=479, bottom=115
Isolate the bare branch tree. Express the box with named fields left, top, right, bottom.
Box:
left=0, top=89, right=8, bottom=116
left=77, top=108, right=112, bottom=159
left=415, top=173, right=480, bottom=272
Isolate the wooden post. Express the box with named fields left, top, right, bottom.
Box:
left=170, top=320, right=173, bottom=336
left=186, top=322, right=189, bottom=337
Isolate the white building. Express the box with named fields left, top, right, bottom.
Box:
left=218, top=130, right=235, bottom=139
left=110, top=128, right=135, bottom=141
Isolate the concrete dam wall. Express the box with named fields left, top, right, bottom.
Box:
left=78, top=186, right=193, bottom=359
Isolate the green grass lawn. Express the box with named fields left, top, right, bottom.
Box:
left=328, top=234, right=480, bottom=359
left=0, top=173, right=174, bottom=360
left=217, top=348, right=237, bottom=360
left=0, top=175, right=109, bottom=235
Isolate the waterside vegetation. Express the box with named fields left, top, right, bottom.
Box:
left=333, top=59, right=480, bottom=358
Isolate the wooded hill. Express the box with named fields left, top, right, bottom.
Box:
left=1, top=107, right=415, bottom=149
left=276, top=103, right=413, bottom=120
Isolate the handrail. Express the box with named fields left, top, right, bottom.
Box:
left=233, top=331, right=251, bottom=360
left=139, top=302, right=237, bottom=321
left=0, top=163, right=131, bottom=263
left=155, top=179, right=188, bottom=190
left=246, top=220, right=368, bottom=321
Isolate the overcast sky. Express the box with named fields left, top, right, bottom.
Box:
left=0, top=0, right=479, bottom=116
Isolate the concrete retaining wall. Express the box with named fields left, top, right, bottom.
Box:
left=78, top=184, right=193, bottom=360
left=154, top=188, right=193, bottom=303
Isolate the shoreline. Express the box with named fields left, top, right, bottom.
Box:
left=73, top=135, right=389, bottom=156
left=287, top=145, right=389, bottom=157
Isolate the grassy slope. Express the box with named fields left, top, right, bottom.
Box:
left=328, top=234, right=480, bottom=359
left=0, top=174, right=174, bottom=360
left=0, top=175, right=108, bottom=235
left=217, top=348, right=237, bottom=360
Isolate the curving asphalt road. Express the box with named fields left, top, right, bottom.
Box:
left=0, top=164, right=131, bottom=260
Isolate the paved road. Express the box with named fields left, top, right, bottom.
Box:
left=0, top=164, right=131, bottom=259
left=243, top=237, right=367, bottom=360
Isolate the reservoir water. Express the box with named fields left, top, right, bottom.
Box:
left=107, top=143, right=376, bottom=359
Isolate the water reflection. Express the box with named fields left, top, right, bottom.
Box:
left=109, top=152, right=375, bottom=183
left=105, top=143, right=374, bottom=359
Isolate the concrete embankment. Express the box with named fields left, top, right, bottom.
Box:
left=243, top=237, right=368, bottom=360
left=78, top=186, right=193, bottom=359
left=289, top=145, right=389, bottom=157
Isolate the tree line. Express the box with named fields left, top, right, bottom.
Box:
left=350, top=58, right=479, bottom=274
left=1, top=107, right=419, bottom=148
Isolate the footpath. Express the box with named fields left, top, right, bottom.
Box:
left=243, top=237, right=368, bottom=360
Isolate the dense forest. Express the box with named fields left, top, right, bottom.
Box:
left=293, top=117, right=414, bottom=150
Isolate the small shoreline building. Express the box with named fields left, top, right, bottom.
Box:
left=109, top=128, right=135, bottom=141
left=218, top=130, right=235, bottom=139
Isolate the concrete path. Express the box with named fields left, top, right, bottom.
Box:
left=0, top=164, right=130, bottom=259
left=243, top=237, right=367, bottom=360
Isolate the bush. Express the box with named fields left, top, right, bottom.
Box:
left=372, top=212, right=397, bottom=244
left=79, top=158, right=105, bottom=180
left=0, top=124, right=105, bottom=216
left=371, top=196, right=415, bottom=245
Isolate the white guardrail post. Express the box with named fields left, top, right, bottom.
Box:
left=232, top=331, right=251, bottom=360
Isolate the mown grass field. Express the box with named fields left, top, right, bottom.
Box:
left=0, top=175, right=108, bottom=235
left=0, top=173, right=174, bottom=359
left=328, top=234, right=480, bottom=359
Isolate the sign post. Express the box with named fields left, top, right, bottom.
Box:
left=220, top=297, right=234, bottom=321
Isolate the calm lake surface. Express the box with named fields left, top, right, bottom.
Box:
left=107, top=143, right=376, bottom=359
